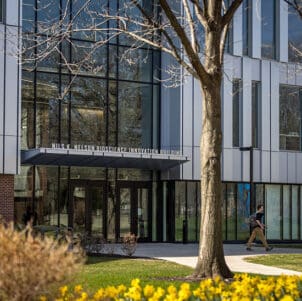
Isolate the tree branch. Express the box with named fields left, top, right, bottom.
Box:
left=183, top=0, right=198, bottom=52
left=221, top=0, right=243, bottom=27
left=285, top=0, right=302, bottom=18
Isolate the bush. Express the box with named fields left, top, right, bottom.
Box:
left=0, top=222, right=84, bottom=301
left=121, top=233, right=137, bottom=256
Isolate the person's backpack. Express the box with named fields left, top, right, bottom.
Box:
left=248, top=213, right=258, bottom=228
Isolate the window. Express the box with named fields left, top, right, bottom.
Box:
left=279, top=85, right=302, bottom=151
left=261, top=0, right=276, bottom=59
left=288, top=4, right=302, bottom=63
left=242, top=0, right=251, bottom=56
left=0, top=0, right=3, bottom=22
left=233, top=79, right=242, bottom=147
left=252, top=81, right=261, bottom=148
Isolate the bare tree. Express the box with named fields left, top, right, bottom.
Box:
left=285, top=0, right=302, bottom=18
left=22, top=0, right=243, bottom=279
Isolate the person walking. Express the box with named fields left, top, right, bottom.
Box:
left=246, top=204, right=273, bottom=251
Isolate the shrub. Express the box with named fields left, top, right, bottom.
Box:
left=0, top=222, right=84, bottom=301
left=121, top=233, right=137, bottom=256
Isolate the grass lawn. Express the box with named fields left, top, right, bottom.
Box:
left=71, top=256, right=196, bottom=292
left=245, top=254, right=302, bottom=272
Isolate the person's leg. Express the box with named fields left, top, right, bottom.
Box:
left=254, top=227, right=269, bottom=249
left=246, top=228, right=257, bottom=248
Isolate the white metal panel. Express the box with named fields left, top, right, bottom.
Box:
left=278, top=0, right=288, bottom=62
left=261, top=150, right=271, bottom=182
left=251, top=59, right=260, bottom=81
left=260, top=60, right=271, bottom=151
left=0, top=135, right=3, bottom=172
left=5, top=28, right=19, bottom=136
left=253, top=149, right=261, bottom=182
left=279, top=63, right=288, bottom=84
left=233, top=56, right=242, bottom=78
left=271, top=151, right=288, bottom=183
left=296, top=153, right=302, bottom=182
left=182, top=77, right=193, bottom=148
left=242, top=57, right=252, bottom=147
left=222, top=55, right=233, bottom=149
left=270, top=62, right=280, bottom=152
left=6, top=0, right=20, bottom=26
left=287, top=152, right=296, bottom=183
left=232, top=2, right=243, bottom=56
left=193, top=146, right=200, bottom=180
left=0, top=26, right=4, bottom=135
left=222, top=148, right=241, bottom=182
left=4, top=135, right=17, bottom=174
left=295, top=65, right=302, bottom=86
left=251, top=0, right=261, bottom=59
left=241, top=149, right=250, bottom=182
left=193, top=78, right=202, bottom=147
left=182, top=146, right=193, bottom=180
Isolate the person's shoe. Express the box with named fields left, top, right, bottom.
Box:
left=246, top=247, right=252, bottom=251
left=266, top=247, right=273, bottom=251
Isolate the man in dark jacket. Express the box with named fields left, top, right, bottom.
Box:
left=246, top=204, right=273, bottom=251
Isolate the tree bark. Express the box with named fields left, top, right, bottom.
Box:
left=193, top=81, right=233, bottom=279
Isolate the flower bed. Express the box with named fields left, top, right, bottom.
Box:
left=45, top=274, right=302, bottom=301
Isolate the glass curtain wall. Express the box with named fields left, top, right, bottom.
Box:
left=288, top=4, right=302, bottom=63
left=18, top=0, right=160, bottom=233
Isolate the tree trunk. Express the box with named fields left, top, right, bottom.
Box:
left=193, top=80, right=233, bottom=279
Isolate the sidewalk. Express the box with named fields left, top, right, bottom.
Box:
left=130, top=243, right=302, bottom=276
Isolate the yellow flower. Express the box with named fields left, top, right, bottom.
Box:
left=39, top=296, right=47, bottom=301
left=131, top=278, right=141, bottom=288
left=74, top=285, right=83, bottom=294
left=280, top=295, right=295, bottom=301
left=59, top=285, right=68, bottom=297
left=143, top=284, right=155, bottom=297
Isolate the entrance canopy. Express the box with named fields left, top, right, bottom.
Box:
left=21, top=148, right=190, bottom=170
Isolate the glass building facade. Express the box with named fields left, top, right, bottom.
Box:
left=10, top=0, right=302, bottom=243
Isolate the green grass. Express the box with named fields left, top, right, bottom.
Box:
left=245, top=254, right=302, bottom=272
left=71, top=256, right=196, bottom=292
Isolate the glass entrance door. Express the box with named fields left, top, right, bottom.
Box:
left=69, top=180, right=106, bottom=237
left=117, top=182, right=152, bottom=241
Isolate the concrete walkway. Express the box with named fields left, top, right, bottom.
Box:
left=130, top=243, right=302, bottom=276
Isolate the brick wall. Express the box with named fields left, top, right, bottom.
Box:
left=0, top=174, right=14, bottom=222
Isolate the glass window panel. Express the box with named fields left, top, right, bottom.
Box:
left=71, top=41, right=107, bottom=77
left=237, top=183, right=250, bottom=240
left=279, top=85, right=302, bottom=151
left=109, top=45, right=118, bottom=78
left=242, top=0, right=251, bottom=56
left=117, top=169, right=152, bottom=181
left=175, top=182, right=186, bottom=242
left=37, top=0, right=60, bottom=33
left=292, top=185, right=299, bottom=239
left=226, top=183, right=236, bottom=240
left=221, top=184, right=227, bottom=240
left=153, top=85, right=159, bottom=149
left=232, top=79, right=241, bottom=147
left=59, top=167, right=69, bottom=228
left=152, top=182, right=157, bottom=241
left=265, top=185, right=281, bottom=240
left=14, top=166, right=34, bottom=228
left=72, top=0, right=107, bottom=41
left=36, top=73, right=60, bottom=148
left=118, top=47, right=152, bottom=82
left=187, top=182, right=197, bottom=242
left=91, top=186, right=104, bottom=235
left=72, top=185, right=86, bottom=233
left=252, top=81, right=261, bottom=148
left=255, top=184, right=264, bottom=211
left=288, top=5, right=302, bottom=63
left=21, top=72, right=35, bottom=150
left=36, top=37, right=60, bottom=72
left=137, top=188, right=149, bottom=239
left=119, top=188, right=131, bottom=237
left=70, top=167, right=105, bottom=181
left=70, top=77, right=106, bottom=146
left=300, top=185, right=302, bottom=240
left=283, top=185, right=290, bottom=239
left=108, top=80, right=117, bottom=146
left=35, top=166, right=59, bottom=227
left=261, top=0, right=276, bottom=59
left=118, top=82, right=152, bottom=148
left=22, top=0, right=35, bottom=32
left=107, top=181, right=116, bottom=241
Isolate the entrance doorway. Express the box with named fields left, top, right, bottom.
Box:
left=69, top=180, right=107, bottom=237
left=117, top=181, right=152, bottom=241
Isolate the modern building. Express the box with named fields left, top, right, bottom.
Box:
left=1, top=0, right=302, bottom=242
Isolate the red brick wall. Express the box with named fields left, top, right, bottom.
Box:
left=0, top=174, right=14, bottom=222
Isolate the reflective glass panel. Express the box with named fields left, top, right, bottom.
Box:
left=72, top=185, right=86, bottom=233
left=187, top=182, right=197, bottom=242
left=283, top=185, right=290, bottom=239
left=91, top=186, right=104, bottom=235
left=118, top=82, right=152, bottom=148
left=137, top=188, right=148, bottom=239
left=119, top=188, right=131, bottom=237
left=261, top=0, right=275, bottom=59
left=232, top=79, right=241, bottom=147
left=288, top=5, right=302, bottom=63
left=292, top=185, right=299, bottom=239
left=265, top=185, right=281, bottom=239
left=237, top=183, right=250, bottom=240
left=252, top=81, right=261, bottom=148
left=226, top=184, right=236, bottom=240
left=175, top=182, right=186, bottom=242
